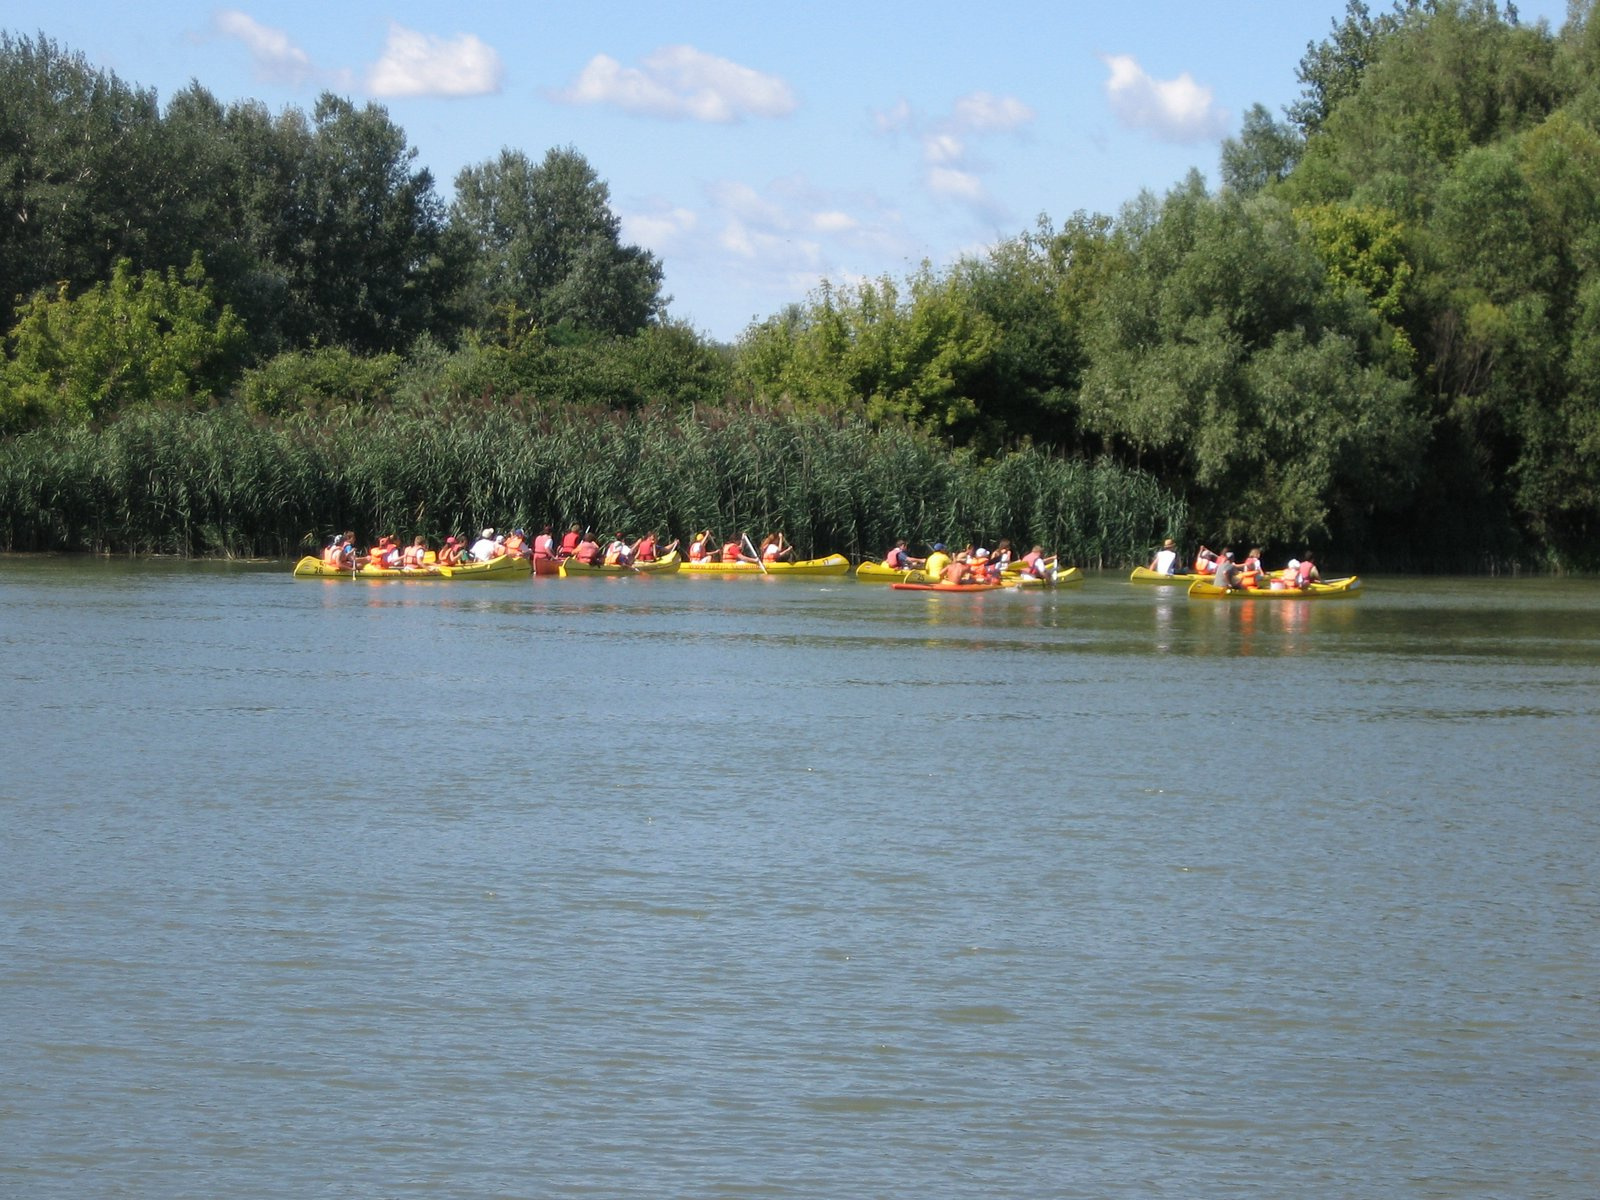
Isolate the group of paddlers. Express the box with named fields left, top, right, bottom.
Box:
left=1148, top=538, right=1324, bottom=590
left=884, top=538, right=1057, bottom=585
left=319, top=527, right=540, bottom=571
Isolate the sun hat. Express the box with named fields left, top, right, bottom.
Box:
left=932, top=543, right=946, bottom=551
left=481, top=528, right=494, bottom=539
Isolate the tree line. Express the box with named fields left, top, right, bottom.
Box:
left=4, top=3, right=1600, bottom=569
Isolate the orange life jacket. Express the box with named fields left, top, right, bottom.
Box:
left=722, top=542, right=743, bottom=562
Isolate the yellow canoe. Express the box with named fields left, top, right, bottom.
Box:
left=559, top=551, right=681, bottom=577
left=1011, top=566, right=1084, bottom=587
left=1130, top=565, right=1208, bottom=584
left=292, top=554, right=528, bottom=580
left=1187, top=575, right=1361, bottom=599
left=855, top=561, right=934, bottom=584
left=678, top=553, right=850, bottom=576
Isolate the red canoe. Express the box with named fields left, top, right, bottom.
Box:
left=891, top=581, right=1010, bottom=593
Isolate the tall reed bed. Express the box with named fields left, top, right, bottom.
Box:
left=0, top=403, right=1186, bottom=563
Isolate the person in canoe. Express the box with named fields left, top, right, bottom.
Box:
left=722, top=533, right=757, bottom=564
left=687, top=530, right=718, bottom=562
left=1193, top=544, right=1218, bottom=575
left=400, top=535, right=430, bottom=570
left=603, top=535, right=633, bottom=567
left=532, top=525, right=556, bottom=564
left=1294, top=553, right=1321, bottom=589
left=969, top=548, right=999, bottom=583
left=1237, top=547, right=1267, bottom=589
left=370, top=535, right=402, bottom=570
left=1212, top=548, right=1240, bottom=589
left=468, top=528, right=499, bottom=562
left=1149, top=538, right=1180, bottom=575
left=941, top=551, right=975, bottom=585
left=503, top=529, right=528, bottom=558
left=439, top=536, right=464, bottom=567
left=1018, top=544, right=1053, bottom=580
left=558, top=525, right=582, bottom=558
left=633, top=531, right=677, bottom=563
left=574, top=531, right=602, bottom=565
left=991, top=539, right=1015, bottom=571
left=922, top=542, right=952, bottom=580
left=760, top=533, right=796, bottom=563
left=883, top=540, right=924, bottom=571
left=321, top=533, right=350, bottom=569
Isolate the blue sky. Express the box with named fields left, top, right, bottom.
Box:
left=6, top=1, right=1573, bottom=342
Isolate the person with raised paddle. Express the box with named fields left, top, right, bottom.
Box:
left=688, top=530, right=717, bottom=562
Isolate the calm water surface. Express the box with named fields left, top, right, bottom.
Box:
left=2, top=558, right=1596, bottom=1198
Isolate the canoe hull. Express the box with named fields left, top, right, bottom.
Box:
left=855, top=561, right=933, bottom=584
left=1011, top=566, right=1083, bottom=587
left=679, top=554, right=849, bottom=576
left=559, top=551, right=681, bottom=577
left=1132, top=569, right=1203, bottom=588
left=292, top=555, right=527, bottom=580
left=1187, top=575, right=1361, bottom=599
left=891, top=581, right=1010, bottom=593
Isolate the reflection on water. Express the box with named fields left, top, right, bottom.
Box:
left=1, top=560, right=1597, bottom=1199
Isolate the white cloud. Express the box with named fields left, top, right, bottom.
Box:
left=878, top=92, right=1031, bottom=214
left=367, top=25, right=503, bottom=98
left=950, top=91, right=1035, bottom=133
left=927, top=167, right=986, bottom=204
left=873, top=99, right=915, bottom=135
left=622, top=204, right=698, bottom=253
left=922, top=133, right=965, bottom=166
left=557, top=45, right=796, bottom=122
left=810, top=211, right=859, bottom=235
left=212, top=10, right=313, bottom=86
left=1101, top=53, right=1229, bottom=144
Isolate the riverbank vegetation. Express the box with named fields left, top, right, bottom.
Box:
left=4, top=3, right=1599, bottom=570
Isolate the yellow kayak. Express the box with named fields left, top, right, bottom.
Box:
left=855, top=561, right=934, bottom=584
left=291, top=554, right=528, bottom=580
left=1130, top=565, right=1208, bottom=584
left=678, top=553, right=850, bottom=576
left=1011, top=566, right=1084, bottom=587
left=1187, top=575, right=1361, bottom=599
left=559, top=551, right=681, bottom=577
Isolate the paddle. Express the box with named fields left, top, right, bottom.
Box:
left=744, top=533, right=768, bottom=574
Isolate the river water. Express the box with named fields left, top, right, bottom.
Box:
left=2, top=558, right=1596, bottom=1199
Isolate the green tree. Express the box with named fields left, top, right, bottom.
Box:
left=279, top=95, right=447, bottom=353
left=736, top=268, right=1000, bottom=440
left=1078, top=176, right=1425, bottom=544
left=1, top=256, right=246, bottom=431
left=0, top=33, right=166, bottom=304
left=448, top=147, right=665, bottom=336
left=1220, top=104, right=1304, bottom=194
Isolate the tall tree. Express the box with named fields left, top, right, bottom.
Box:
left=276, top=95, right=446, bottom=353
left=0, top=33, right=165, bottom=305
left=448, top=147, right=665, bottom=336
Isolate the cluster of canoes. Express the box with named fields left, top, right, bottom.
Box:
left=292, top=544, right=1361, bottom=598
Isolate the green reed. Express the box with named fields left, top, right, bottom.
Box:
left=0, top=402, right=1186, bottom=562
